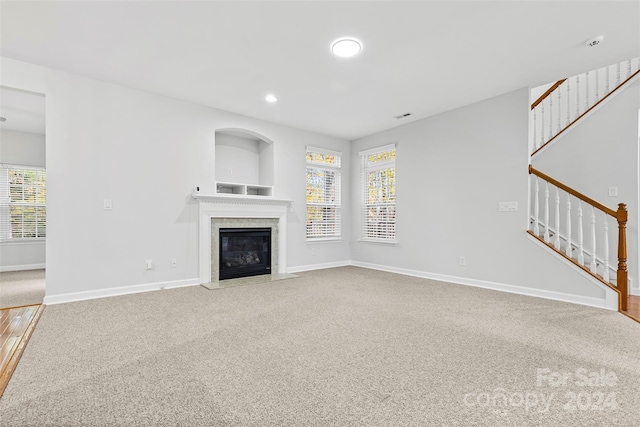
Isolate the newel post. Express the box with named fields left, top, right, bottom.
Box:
left=616, top=203, right=628, bottom=312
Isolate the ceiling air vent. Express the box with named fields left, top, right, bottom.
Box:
left=394, top=113, right=411, bottom=119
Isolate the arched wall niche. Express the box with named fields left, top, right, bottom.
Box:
left=214, top=128, right=275, bottom=188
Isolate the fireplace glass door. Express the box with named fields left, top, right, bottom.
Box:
left=219, top=228, right=271, bottom=280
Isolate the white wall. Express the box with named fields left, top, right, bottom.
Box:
left=0, top=129, right=46, bottom=167
left=1, top=57, right=351, bottom=300
left=533, top=80, right=640, bottom=293
left=259, top=141, right=275, bottom=187
left=214, top=133, right=260, bottom=184
left=0, top=128, right=46, bottom=271
left=350, top=88, right=613, bottom=304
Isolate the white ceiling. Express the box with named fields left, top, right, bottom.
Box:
left=1, top=1, right=638, bottom=140
left=0, top=87, right=46, bottom=135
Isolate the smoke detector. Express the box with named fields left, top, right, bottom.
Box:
left=585, top=35, right=604, bottom=47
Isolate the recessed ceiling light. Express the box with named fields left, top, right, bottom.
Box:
left=0, top=117, right=6, bottom=122
left=265, top=94, right=278, bottom=103
left=331, top=38, right=362, bottom=58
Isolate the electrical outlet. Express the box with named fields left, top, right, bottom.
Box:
left=171, top=259, right=177, bottom=268
left=227, top=168, right=233, bottom=176
left=459, top=256, right=466, bottom=266
left=311, top=248, right=317, bottom=256
left=145, top=259, right=153, bottom=270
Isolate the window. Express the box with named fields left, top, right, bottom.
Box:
left=0, top=165, right=46, bottom=240
left=360, top=144, right=396, bottom=241
left=306, top=147, right=341, bottom=240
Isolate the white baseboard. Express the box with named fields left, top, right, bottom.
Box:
left=350, top=261, right=615, bottom=311
left=41, top=258, right=619, bottom=311
left=0, top=263, right=46, bottom=272
left=287, top=260, right=351, bottom=274
left=43, top=278, right=201, bottom=305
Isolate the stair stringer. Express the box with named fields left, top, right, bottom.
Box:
left=527, top=232, right=619, bottom=310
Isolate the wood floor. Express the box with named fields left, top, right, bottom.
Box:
left=624, top=295, right=640, bottom=323
left=0, top=304, right=44, bottom=397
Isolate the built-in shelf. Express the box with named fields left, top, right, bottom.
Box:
left=215, top=182, right=274, bottom=197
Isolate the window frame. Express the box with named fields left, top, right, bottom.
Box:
left=0, top=164, right=47, bottom=242
left=359, top=144, right=397, bottom=243
left=305, top=147, right=342, bottom=241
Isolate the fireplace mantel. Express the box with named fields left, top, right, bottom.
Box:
left=193, top=193, right=292, bottom=287
left=192, top=193, right=293, bottom=204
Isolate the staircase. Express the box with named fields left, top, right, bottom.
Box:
left=527, top=57, right=639, bottom=320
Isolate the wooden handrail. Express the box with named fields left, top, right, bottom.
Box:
left=529, top=165, right=628, bottom=312
left=528, top=165, right=616, bottom=216
left=531, top=79, right=567, bottom=110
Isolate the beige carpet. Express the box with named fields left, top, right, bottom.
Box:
left=0, top=266, right=638, bottom=426
left=0, top=269, right=45, bottom=309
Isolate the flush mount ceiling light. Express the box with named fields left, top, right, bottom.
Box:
left=331, top=38, right=362, bottom=58
left=265, top=94, right=278, bottom=103
left=585, top=35, right=604, bottom=47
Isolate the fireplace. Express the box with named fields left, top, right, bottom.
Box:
left=194, top=194, right=289, bottom=288
left=219, top=227, right=272, bottom=280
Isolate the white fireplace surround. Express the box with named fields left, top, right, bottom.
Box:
left=194, top=194, right=291, bottom=287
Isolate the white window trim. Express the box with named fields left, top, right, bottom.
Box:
left=360, top=144, right=397, bottom=242
left=306, top=147, right=342, bottom=240
left=0, top=163, right=47, bottom=242
left=358, top=238, right=398, bottom=245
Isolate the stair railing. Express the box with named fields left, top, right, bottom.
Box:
left=530, top=57, right=640, bottom=156
left=528, top=165, right=628, bottom=311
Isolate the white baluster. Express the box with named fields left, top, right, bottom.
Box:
left=548, top=95, right=553, bottom=141
left=594, top=68, right=599, bottom=103
left=577, top=202, right=584, bottom=265
left=556, top=90, right=562, bottom=134
left=543, top=182, right=550, bottom=243
left=628, top=58, right=632, bottom=79
left=605, top=65, right=610, bottom=95
left=590, top=206, right=597, bottom=272
left=566, top=78, right=571, bottom=127
left=541, top=101, right=545, bottom=145
left=616, top=62, right=621, bottom=87
left=575, top=74, right=580, bottom=119
left=565, top=196, right=572, bottom=257
left=533, top=177, right=540, bottom=235
left=603, top=213, right=610, bottom=282
left=585, top=71, right=590, bottom=110
left=554, top=188, right=561, bottom=250
left=532, top=108, right=537, bottom=152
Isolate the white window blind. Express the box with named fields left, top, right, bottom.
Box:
left=0, top=164, right=47, bottom=240
left=360, top=144, right=396, bottom=241
left=306, top=147, right=341, bottom=239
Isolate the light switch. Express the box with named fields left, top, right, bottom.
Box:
left=104, top=199, right=113, bottom=210
left=608, top=187, right=618, bottom=197
left=498, top=201, right=518, bottom=212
